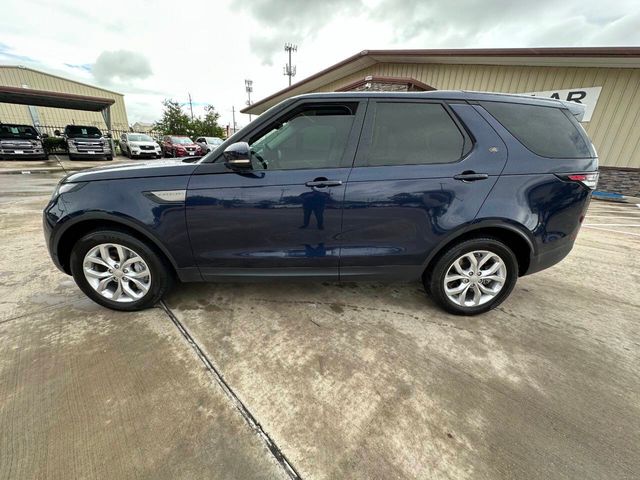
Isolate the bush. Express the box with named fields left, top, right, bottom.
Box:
left=43, top=137, right=67, bottom=153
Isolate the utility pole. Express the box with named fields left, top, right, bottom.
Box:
left=232, top=106, right=237, bottom=134
left=283, top=43, right=297, bottom=86
left=245, top=79, right=253, bottom=122
left=188, top=93, right=194, bottom=120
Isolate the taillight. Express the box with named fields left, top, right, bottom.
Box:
left=558, top=172, right=599, bottom=190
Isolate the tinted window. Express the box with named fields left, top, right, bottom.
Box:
left=481, top=101, right=591, bottom=158
left=249, top=104, right=357, bottom=170
left=363, top=102, right=465, bottom=166
left=0, top=125, right=38, bottom=139
left=65, top=126, right=102, bottom=138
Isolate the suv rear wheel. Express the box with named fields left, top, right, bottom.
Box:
left=426, top=237, right=518, bottom=315
left=69, top=230, right=173, bottom=311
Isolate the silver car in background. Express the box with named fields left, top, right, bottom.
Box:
left=195, top=136, right=223, bottom=153
left=120, top=133, right=162, bottom=159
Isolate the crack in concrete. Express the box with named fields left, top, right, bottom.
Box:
left=159, top=300, right=303, bottom=480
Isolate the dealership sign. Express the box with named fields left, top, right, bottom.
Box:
left=524, top=86, right=602, bottom=122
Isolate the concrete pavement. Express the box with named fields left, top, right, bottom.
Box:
left=1, top=169, right=639, bottom=479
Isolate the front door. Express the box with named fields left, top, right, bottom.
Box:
left=340, top=100, right=508, bottom=280
left=187, top=100, right=366, bottom=280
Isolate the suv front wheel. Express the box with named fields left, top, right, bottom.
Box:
left=70, top=230, right=173, bottom=311
left=426, top=237, right=518, bottom=315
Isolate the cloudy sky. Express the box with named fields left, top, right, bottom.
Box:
left=2, top=0, right=639, bottom=127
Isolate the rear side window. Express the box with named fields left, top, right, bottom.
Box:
left=480, top=101, right=591, bottom=158
left=363, top=102, right=467, bottom=166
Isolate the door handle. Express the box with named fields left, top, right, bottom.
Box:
left=453, top=172, right=489, bottom=182
left=305, top=180, right=343, bottom=187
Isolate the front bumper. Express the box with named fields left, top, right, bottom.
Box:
left=174, top=150, right=201, bottom=157
left=0, top=150, right=47, bottom=160
left=131, top=150, right=161, bottom=158
left=42, top=199, right=68, bottom=274
left=68, top=152, right=111, bottom=159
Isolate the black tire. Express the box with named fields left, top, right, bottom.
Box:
left=123, top=146, right=129, bottom=158
left=106, top=155, right=113, bottom=161
left=68, top=153, right=76, bottom=161
left=70, top=229, right=173, bottom=311
left=425, top=237, right=518, bottom=316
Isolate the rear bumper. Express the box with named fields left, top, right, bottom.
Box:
left=525, top=239, right=574, bottom=275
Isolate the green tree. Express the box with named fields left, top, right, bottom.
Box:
left=154, top=100, right=224, bottom=139
left=193, top=105, right=225, bottom=138
left=153, top=99, right=192, bottom=136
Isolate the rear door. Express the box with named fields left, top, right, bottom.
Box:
left=340, top=99, right=508, bottom=280
left=187, top=100, right=366, bottom=280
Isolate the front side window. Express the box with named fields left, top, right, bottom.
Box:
left=362, top=102, right=466, bottom=167
left=248, top=103, right=357, bottom=170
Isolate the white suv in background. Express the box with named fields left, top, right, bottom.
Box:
left=120, top=133, right=162, bottom=159
left=195, top=136, right=223, bottom=153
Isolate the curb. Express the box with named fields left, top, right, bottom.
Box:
left=593, top=191, right=640, bottom=204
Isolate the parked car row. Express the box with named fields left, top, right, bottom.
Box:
left=0, top=121, right=225, bottom=161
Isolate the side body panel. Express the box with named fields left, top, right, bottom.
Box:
left=187, top=166, right=350, bottom=279
left=339, top=102, right=508, bottom=280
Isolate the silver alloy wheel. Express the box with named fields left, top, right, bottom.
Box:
left=82, top=243, right=151, bottom=303
left=444, top=250, right=507, bottom=307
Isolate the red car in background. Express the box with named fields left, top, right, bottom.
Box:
left=161, top=135, right=203, bottom=157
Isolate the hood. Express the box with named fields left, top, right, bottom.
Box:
left=65, top=158, right=201, bottom=183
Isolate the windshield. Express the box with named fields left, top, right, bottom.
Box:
left=128, top=134, right=154, bottom=142
left=65, top=125, right=102, bottom=138
left=0, top=125, right=39, bottom=139
left=171, top=137, right=192, bottom=144
left=206, top=137, right=223, bottom=145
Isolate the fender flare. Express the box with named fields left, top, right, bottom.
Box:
left=54, top=211, right=180, bottom=272
left=420, top=219, right=536, bottom=273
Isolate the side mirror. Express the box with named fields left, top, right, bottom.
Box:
left=41, top=133, right=49, bottom=139
left=54, top=129, right=61, bottom=136
left=106, top=133, right=112, bottom=138
left=223, top=142, right=252, bottom=169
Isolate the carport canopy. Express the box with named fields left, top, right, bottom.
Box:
left=0, top=85, right=115, bottom=133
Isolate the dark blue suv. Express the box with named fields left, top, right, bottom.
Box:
left=43, top=91, right=598, bottom=315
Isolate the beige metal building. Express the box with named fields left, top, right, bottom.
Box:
left=0, top=65, right=128, bottom=131
left=244, top=47, right=640, bottom=196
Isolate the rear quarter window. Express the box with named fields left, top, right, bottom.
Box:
left=480, top=101, right=592, bottom=158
